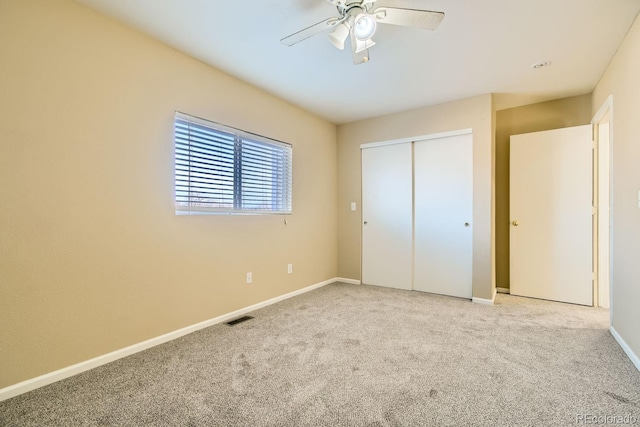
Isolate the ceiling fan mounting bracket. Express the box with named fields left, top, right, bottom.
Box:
left=335, top=0, right=373, bottom=17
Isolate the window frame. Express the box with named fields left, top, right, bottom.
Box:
left=174, top=112, right=293, bottom=216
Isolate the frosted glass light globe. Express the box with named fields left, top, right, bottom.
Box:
left=354, top=14, right=376, bottom=40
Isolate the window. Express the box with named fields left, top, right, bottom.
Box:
left=174, top=112, right=292, bottom=215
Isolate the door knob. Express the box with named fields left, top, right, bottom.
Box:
left=464, top=222, right=470, bottom=227
left=511, top=220, right=519, bottom=226
left=363, top=221, right=368, bottom=225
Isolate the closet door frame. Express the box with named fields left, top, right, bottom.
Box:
left=360, top=128, right=473, bottom=294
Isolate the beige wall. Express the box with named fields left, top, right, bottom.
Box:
left=494, top=95, right=592, bottom=288
left=337, top=94, right=495, bottom=300
left=0, top=0, right=337, bottom=388
left=592, top=13, right=640, bottom=361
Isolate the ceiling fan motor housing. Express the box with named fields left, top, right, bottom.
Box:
left=337, top=0, right=374, bottom=16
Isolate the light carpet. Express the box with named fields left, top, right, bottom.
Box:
left=1, top=283, right=639, bottom=426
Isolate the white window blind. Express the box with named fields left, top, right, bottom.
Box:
left=174, top=112, right=292, bottom=215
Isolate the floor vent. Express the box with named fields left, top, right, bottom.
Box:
left=226, top=316, right=254, bottom=326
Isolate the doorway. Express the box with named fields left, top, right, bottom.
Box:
left=592, top=96, right=613, bottom=313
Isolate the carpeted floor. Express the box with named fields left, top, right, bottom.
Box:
left=1, top=283, right=639, bottom=426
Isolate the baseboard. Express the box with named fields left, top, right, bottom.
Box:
left=335, top=277, right=361, bottom=285
left=610, top=326, right=640, bottom=372
left=472, top=288, right=497, bottom=305
left=496, top=287, right=510, bottom=294
left=0, top=277, right=339, bottom=402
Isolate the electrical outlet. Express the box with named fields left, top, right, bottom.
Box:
left=287, top=264, right=293, bottom=274
left=246, top=272, right=252, bottom=284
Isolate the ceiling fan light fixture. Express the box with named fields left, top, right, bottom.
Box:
left=353, top=13, right=377, bottom=40
left=279, top=1, right=445, bottom=65
left=328, top=22, right=350, bottom=50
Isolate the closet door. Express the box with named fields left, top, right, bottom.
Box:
left=414, top=134, right=473, bottom=298
left=361, top=143, right=413, bottom=290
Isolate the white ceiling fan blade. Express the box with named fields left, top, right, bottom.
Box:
left=280, top=17, right=342, bottom=47
left=373, top=7, right=444, bottom=30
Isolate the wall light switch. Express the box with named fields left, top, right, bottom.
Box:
left=287, top=264, right=293, bottom=274
left=246, top=272, right=252, bottom=284
left=351, top=202, right=357, bottom=211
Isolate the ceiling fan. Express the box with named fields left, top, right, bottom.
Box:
left=280, top=0, right=444, bottom=65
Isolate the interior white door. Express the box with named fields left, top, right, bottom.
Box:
left=361, top=143, right=413, bottom=290
left=414, top=134, right=473, bottom=299
left=510, top=125, right=593, bottom=306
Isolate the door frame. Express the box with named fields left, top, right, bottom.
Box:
left=360, top=128, right=473, bottom=150
left=592, top=96, right=614, bottom=320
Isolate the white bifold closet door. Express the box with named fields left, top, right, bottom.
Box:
left=414, top=134, right=473, bottom=298
left=361, top=142, right=413, bottom=290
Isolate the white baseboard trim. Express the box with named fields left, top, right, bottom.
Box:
left=610, top=326, right=640, bottom=372
left=496, top=287, right=510, bottom=294
left=472, top=288, right=497, bottom=305
left=335, top=277, right=361, bottom=285
left=0, top=277, right=339, bottom=402
left=472, top=297, right=493, bottom=305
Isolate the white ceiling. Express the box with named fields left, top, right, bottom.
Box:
left=75, top=0, right=640, bottom=124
